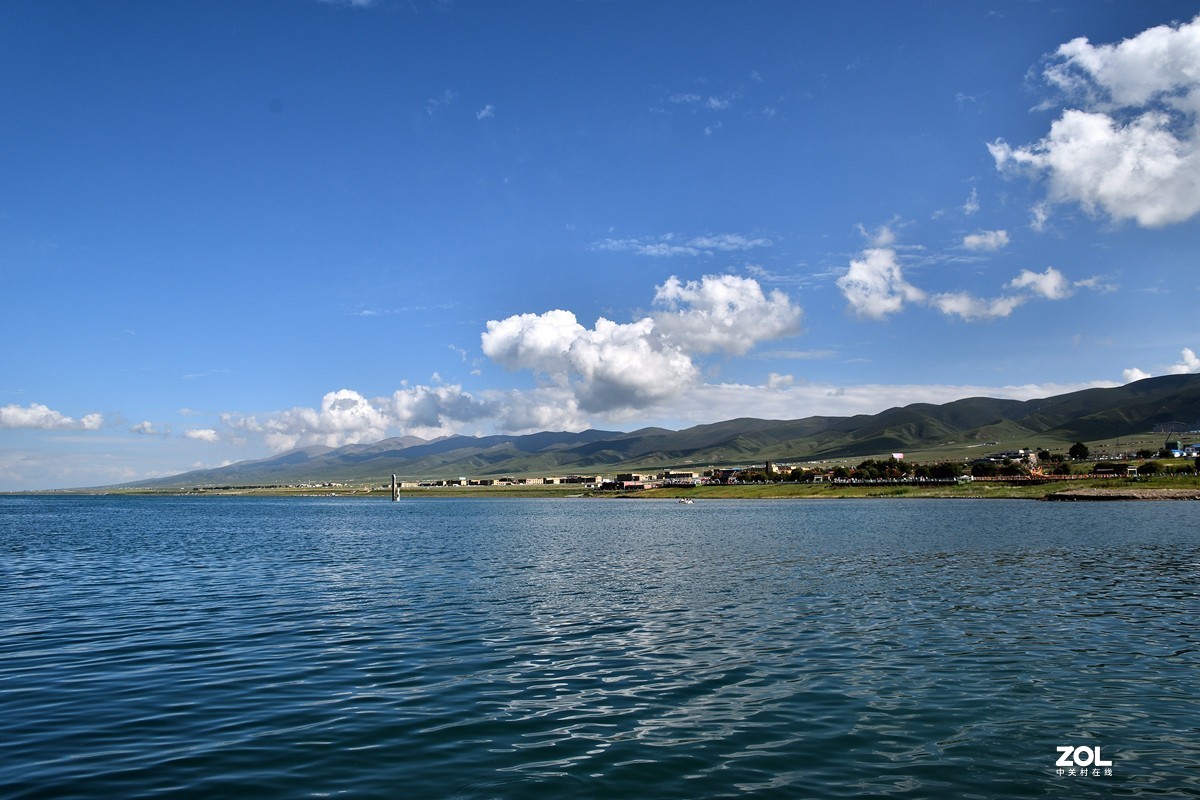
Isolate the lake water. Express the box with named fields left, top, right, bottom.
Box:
left=1, top=496, right=1198, bottom=799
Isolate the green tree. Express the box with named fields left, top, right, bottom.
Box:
left=1069, top=441, right=1090, bottom=460
left=1137, top=460, right=1162, bottom=475
left=930, top=461, right=964, bottom=479
left=971, top=461, right=999, bottom=478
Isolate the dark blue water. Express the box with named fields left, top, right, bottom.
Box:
left=1, top=496, right=1197, bottom=799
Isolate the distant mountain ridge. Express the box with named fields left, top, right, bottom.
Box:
left=127, top=374, right=1200, bottom=488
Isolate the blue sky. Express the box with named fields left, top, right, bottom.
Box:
left=3, top=0, right=1199, bottom=490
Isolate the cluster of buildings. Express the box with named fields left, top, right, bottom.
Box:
left=400, top=470, right=709, bottom=491
left=392, top=463, right=819, bottom=492
left=406, top=474, right=602, bottom=488
left=384, top=441, right=1200, bottom=492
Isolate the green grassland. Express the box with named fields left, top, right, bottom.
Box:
left=634, top=475, right=1200, bottom=501
left=86, top=469, right=1200, bottom=501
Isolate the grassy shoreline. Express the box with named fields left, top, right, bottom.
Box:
left=634, top=477, right=1200, bottom=501
left=14, top=475, right=1200, bottom=500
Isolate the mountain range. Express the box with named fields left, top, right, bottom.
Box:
left=128, top=374, right=1200, bottom=488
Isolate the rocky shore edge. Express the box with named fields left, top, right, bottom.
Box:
left=1045, top=488, right=1200, bottom=501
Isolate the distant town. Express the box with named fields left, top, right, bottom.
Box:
left=206, top=439, right=1200, bottom=496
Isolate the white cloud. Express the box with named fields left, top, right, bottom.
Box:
left=1030, top=202, right=1050, bottom=232
left=482, top=274, right=802, bottom=415
left=1168, top=347, right=1200, bottom=374
left=650, top=378, right=1121, bottom=427
left=756, top=348, right=838, bottom=361
left=194, top=271, right=797, bottom=450
left=217, top=384, right=493, bottom=453
left=666, top=91, right=737, bottom=112
left=687, top=233, right=773, bottom=251
left=1045, top=17, right=1200, bottom=112
left=199, top=275, right=796, bottom=446
left=223, top=389, right=390, bottom=452
left=491, top=387, right=587, bottom=434
left=931, top=292, right=1026, bottom=321
left=933, top=267, right=1076, bottom=322
left=566, top=316, right=700, bottom=413
left=425, top=89, right=457, bottom=116
left=184, top=428, right=220, bottom=443
left=963, top=187, right=980, bottom=215
left=859, top=224, right=897, bottom=248
left=479, top=308, right=588, bottom=375
left=0, top=403, right=103, bottom=431
left=384, top=383, right=493, bottom=438
left=1122, top=346, right=1200, bottom=383
left=1072, top=275, right=1117, bottom=293
left=836, top=246, right=926, bottom=319
left=652, top=274, right=803, bottom=355
left=842, top=225, right=1090, bottom=323
left=483, top=311, right=698, bottom=414
left=990, top=15, right=1200, bottom=227
left=1007, top=267, right=1073, bottom=300
left=1123, top=367, right=1152, bottom=383
left=591, top=232, right=771, bottom=257
left=131, top=421, right=169, bottom=436
left=197, top=369, right=1140, bottom=459
left=962, top=229, right=1009, bottom=251
left=476, top=104, right=494, bottom=120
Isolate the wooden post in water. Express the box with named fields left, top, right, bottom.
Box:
left=391, top=474, right=400, bottom=502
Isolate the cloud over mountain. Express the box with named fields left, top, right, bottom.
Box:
left=221, top=385, right=493, bottom=453
left=482, top=311, right=698, bottom=414
left=1125, top=346, right=1200, bottom=383
left=482, top=275, right=802, bottom=414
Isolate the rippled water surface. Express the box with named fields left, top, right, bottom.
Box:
left=1, top=496, right=1198, bottom=798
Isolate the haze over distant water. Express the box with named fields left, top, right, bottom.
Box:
left=2, top=496, right=1197, bottom=798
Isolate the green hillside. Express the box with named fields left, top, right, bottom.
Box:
left=124, top=374, right=1200, bottom=489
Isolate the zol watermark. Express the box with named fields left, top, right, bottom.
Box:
left=1055, top=745, right=1114, bottom=777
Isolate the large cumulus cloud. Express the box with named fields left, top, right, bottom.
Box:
left=193, top=274, right=804, bottom=452
left=990, top=15, right=1200, bottom=227
left=482, top=274, right=802, bottom=414
left=652, top=274, right=803, bottom=354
